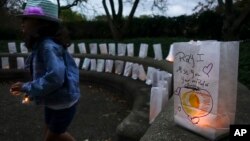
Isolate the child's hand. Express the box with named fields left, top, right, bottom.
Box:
left=10, top=82, right=24, bottom=96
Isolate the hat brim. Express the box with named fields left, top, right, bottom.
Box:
left=17, top=14, right=60, bottom=23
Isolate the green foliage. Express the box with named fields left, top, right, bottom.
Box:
left=64, top=21, right=111, bottom=39
left=238, top=40, right=250, bottom=89
left=239, top=15, right=250, bottom=40
left=0, top=8, right=22, bottom=40
left=0, top=28, right=21, bottom=40
left=93, top=15, right=108, bottom=21
left=138, top=15, right=153, bottom=19
left=60, top=9, right=86, bottom=22
left=196, top=10, right=223, bottom=39
left=1, top=10, right=249, bottom=40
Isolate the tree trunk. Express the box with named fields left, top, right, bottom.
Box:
left=103, top=0, right=121, bottom=40
left=109, top=20, right=123, bottom=40
left=102, top=0, right=140, bottom=41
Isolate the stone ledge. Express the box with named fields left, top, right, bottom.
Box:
left=140, top=83, right=250, bottom=141
left=0, top=53, right=173, bottom=73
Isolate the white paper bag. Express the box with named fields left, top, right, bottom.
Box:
left=131, top=63, right=139, bottom=80
left=17, top=57, right=25, bottom=69
left=108, top=43, right=116, bottom=56
left=151, top=69, right=161, bottom=87
left=146, top=67, right=156, bottom=85
left=99, top=43, right=108, bottom=54
left=97, top=59, right=105, bottom=72
left=78, top=43, right=87, bottom=54
left=81, top=58, right=90, bottom=70
left=89, top=43, right=98, bottom=54
left=160, top=84, right=169, bottom=109
left=8, top=42, right=17, bottom=54
left=173, top=41, right=239, bottom=140
left=123, top=62, right=133, bottom=77
left=160, top=71, right=172, bottom=81
left=74, top=58, right=80, bottom=68
left=105, top=60, right=114, bottom=73
left=127, top=43, right=134, bottom=57
left=117, top=43, right=126, bottom=56
left=20, top=42, right=28, bottom=53
left=153, top=44, right=163, bottom=60
left=138, top=65, right=147, bottom=81
left=90, top=59, right=97, bottom=71
left=160, top=71, right=172, bottom=93
left=150, top=87, right=163, bottom=124
left=1, top=57, right=10, bottom=69
left=149, top=87, right=168, bottom=124
left=115, top=60, right=124, bottom=75
left=139, top=43, right=148, bottom=58
left=67, top=43, right=75, bottom=54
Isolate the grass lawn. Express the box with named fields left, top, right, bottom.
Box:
left=0, top=37, right=249, bottom=89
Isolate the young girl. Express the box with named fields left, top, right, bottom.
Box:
left=10, top=0, right=80, bottom=141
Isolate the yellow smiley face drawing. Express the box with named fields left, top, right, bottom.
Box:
left=178, top=88, right=213, bottom=124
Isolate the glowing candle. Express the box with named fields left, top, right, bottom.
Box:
left=177, top=87, right=213, bottom=127
left=22, top=95, right=31, bottom=104
left=22, top=96, right=30, bottom=104
left=166, top=45, right=174, bottom=62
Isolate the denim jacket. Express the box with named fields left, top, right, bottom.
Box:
left=21, top=38, right=80, bottom=107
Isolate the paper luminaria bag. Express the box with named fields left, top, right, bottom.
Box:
left=173, top=41, right=239, bottom=140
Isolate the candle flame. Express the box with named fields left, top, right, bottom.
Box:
left=195, top=114, right=231, bottom=128
left=166, top=45, right=174, bottom=62
left=166, top=55, right=174, bottom=62
left=197, top=119, right=210, bottom=127
left=22, top=97, right=30, bottom=104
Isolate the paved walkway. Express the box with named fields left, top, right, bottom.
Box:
left=140, top=83, right=250, bottom=141
left=1, top=79, right=249, bottom=141
left=0, top=82, right=130, bottom=141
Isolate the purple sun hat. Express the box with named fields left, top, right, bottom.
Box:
left=18, top=0, right=60, bottom=23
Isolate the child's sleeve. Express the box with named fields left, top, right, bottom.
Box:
left=21, top=43, right=66, bottom=97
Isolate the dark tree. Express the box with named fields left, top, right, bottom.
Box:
left=195, top=0, right=250, bottom=40
left=102, top=0, right=168, bottom=40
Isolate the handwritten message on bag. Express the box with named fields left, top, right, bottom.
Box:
left=173, top=41, right=239, bottom=140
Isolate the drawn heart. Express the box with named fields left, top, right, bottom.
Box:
left=203, top=63, right=213, bottom=77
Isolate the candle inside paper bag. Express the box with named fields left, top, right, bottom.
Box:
left=166, top=44, right=174, bottom=62
left=196, top=113, right=231, bottom=128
